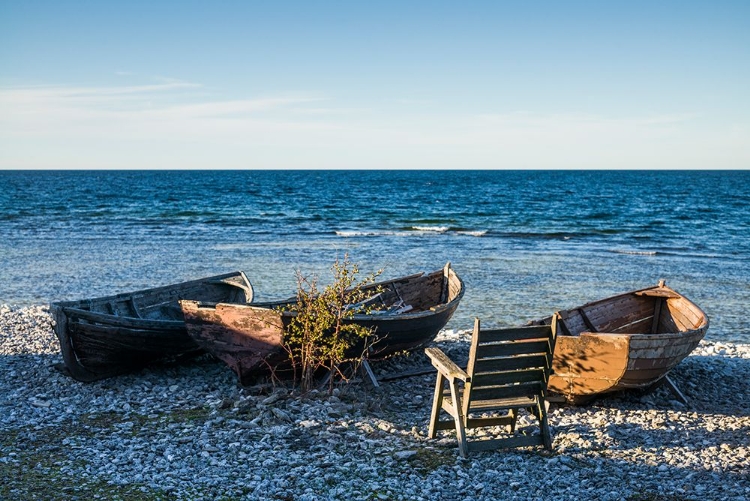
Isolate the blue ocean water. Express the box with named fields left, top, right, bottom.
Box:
left=1, top=170, right=748, bottom=343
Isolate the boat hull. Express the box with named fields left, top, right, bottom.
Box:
left=181, top=265, right=464, bottom=385
left=51, top=272, right=254, bottom=382
left=533, top=282, right=708, bottom=402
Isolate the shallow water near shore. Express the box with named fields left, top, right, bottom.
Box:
left=1, top=169, right=748, bottom=342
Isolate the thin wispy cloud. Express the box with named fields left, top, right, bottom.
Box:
left=0, top=81, right=200, bottom=99
left=0, top=79, right=746, bottom=169
left=0, top=82, right=323, bottom=123
left=155, top=97, right=326, bottom=118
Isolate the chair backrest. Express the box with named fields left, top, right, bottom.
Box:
left=463, top=316, right=558, bottom=416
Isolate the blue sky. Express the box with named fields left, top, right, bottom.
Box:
left=1, top=1, right=748, bottom=169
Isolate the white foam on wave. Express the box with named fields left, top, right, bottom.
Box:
left=411, top=225, right=450, bottom=233
left=336, top=230, right=409, bottom=237
left=337, top=228, right=488, bottom=237
left=336, top=230, right=380, bottom=237
left=456, top=230, right=488, bottom=237
left=611, top=249, right=658, bottom=256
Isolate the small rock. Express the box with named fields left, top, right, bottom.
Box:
left=271, top=408, right=291, bottom=422
left=262, top=392, right=285, bottom=406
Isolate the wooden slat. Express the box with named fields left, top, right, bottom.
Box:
left=470, top=382, right=542, bottom=402
left=477, top=326, right=552, bottom=343
left=70, top=323, right=194, bottom=351
left=129, top=298, right=143, bottom=319
left=477, top=340, right=551, bottom=358
left=466, top=416, right=514, bottom=428
left=657, top=314, right=679, bottom=333
left=471, top=368, right=547, bottom=387
left=431, top=420, right=456, bottom=431
left=557, top=318, right=572, bottom=336
left=467, top=434, right=543, bottom=452
left=466, top=395, right=536, bottom=410
left=473, top=354, right=550, bottom=373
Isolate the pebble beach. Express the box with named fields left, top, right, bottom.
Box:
left=1, top=304, right=749, bottom=500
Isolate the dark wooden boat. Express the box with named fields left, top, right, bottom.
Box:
left=180, top=264, right=464, bottom=385
left=530, top=280, right=708, bottom=403
left=51, top=271, right=254, bottom=382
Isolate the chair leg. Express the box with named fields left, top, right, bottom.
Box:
left=509, top=408, right=518, bottom=433
left=428, top=373, right=446, bottom=438
left=449, top=380, right=468, bottom=457
left=537, top=398, right=552, bottom=450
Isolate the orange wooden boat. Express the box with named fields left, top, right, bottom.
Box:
left=530, top=280, right=708, bottom=403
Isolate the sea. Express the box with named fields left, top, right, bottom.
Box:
left=1, top=170, right=748, bottom=343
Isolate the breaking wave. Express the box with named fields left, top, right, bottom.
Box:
left=410, top=225, right=450, bottom=233
left=610, top=249, right=659, bottom=256
left=335, top=227, right=487, bottom=237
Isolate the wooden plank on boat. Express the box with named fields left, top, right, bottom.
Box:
left=666, top=303, right=700, bottom=330
left=588, top=296, right=653, bottom=333
left=549, top=333, right=630, bottom=397
left=650, top=298, right=663, bottom=334
left=667, top=297, right=703, bottom=326
left=64, top=308, right=186, bottom=330
left=577, top=308, right=597, bottom=332
left=635, top=289, right=681, bottom=298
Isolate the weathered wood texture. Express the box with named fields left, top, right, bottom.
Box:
left=180, top=302, right=286, bottom=386
left=51, top=271, right=254, bottom=382
left=544, top=281, right=708, bottom=403
left=180, top=264, right=465, bottom=385
left=426, top=317, right=557, bottom=456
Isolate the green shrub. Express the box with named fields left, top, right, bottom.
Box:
left=282, top=255, right=382, bottom=393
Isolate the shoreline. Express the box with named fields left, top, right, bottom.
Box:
left=1, top=305, right=749, bottom=500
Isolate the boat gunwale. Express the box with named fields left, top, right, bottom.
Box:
left=50, top=270, right=253, bottom=312
left=58, top=308, right=187, bottom=330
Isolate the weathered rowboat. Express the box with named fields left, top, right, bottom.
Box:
left=530, top=280, right=708, bottom=403
left=51, top=271, right=254, bottom=382
left=180, top=264, right=464, bottom=385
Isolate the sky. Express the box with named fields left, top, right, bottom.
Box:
left=1, top=1, right=748, bottom=169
